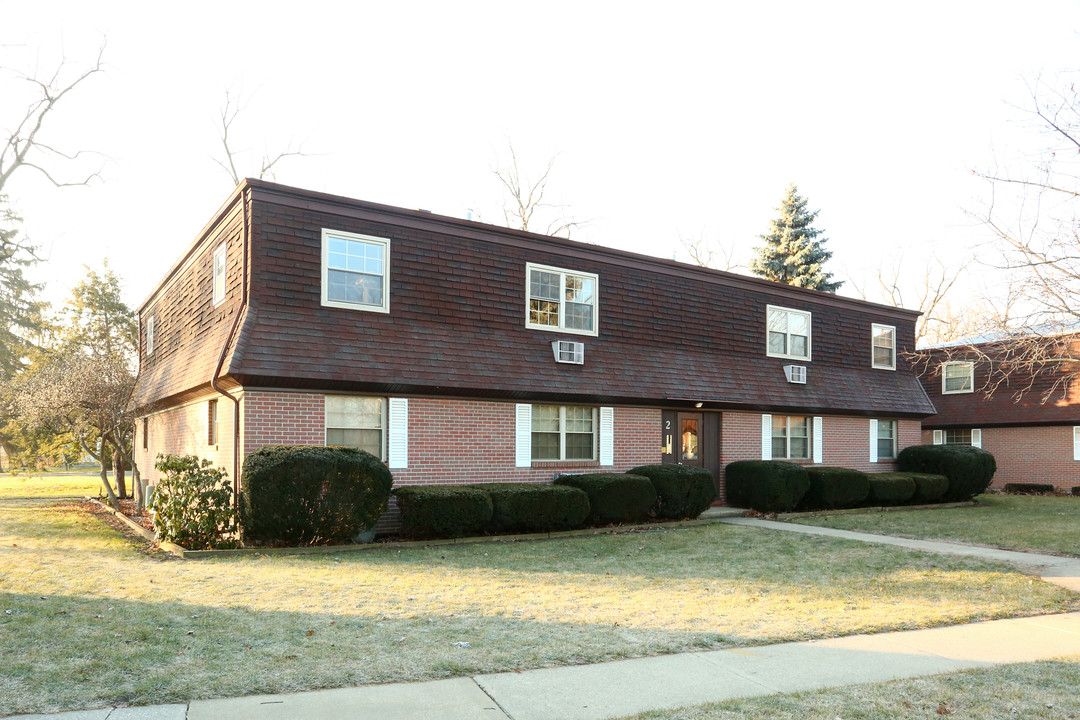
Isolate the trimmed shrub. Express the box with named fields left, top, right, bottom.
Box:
left=1073, top=486, right=1080, bottom=496
left=394, top=485, right=492, bottom=539
left=909, top=472, right=949, bottom=504
left=724, top=461, right=809, bottom=513
left=897, top=444, right=997, bottom=501
left=799, top=466, right=870, bottom=510
left=1003, top=482, right=1056, bottom=495
left=555, top=473, right=657, bottom=525
left=240, top=445, right=393, bottom=546
left=865, top=473, right=917, bottom=506
left=470, top=483, right=590, bottom=533
left=151, top=454, right=238, bottom=550
left=626, top=464, right=716, bottom=519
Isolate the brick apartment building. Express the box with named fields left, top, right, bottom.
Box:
left=130, top=179, right=937, bottom=531
left=917, top=341, right=1080, bottom=491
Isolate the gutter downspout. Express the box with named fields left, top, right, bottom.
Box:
left=211, top=184, right=250, bottom=500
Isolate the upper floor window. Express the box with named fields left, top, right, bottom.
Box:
left=872, top=324, right=895, bottom=370
left=321, top=229, right=391, bottom=313
left=531, top=405, right=596, bottom=460
left=325, top=395, right=385, bottom=459
left=146, top=315, right=155, bottom=356
left=942, top=361, right=974, bottom=394
left=766, top=305, right=811, bottom=360
left=213, top=242, right=227, bottom=305
left=772, top=415, right=810, bottom=459
left=526, top=263, right=598, bottom=336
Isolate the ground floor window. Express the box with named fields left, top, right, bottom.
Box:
left=877, top=420, right=897, bottom=459
left=532, top=405, right=596, bottom=460
left=325, top=396, right=384, bottom=458
left=772, top=416, right=809, bottom=459
left=945, top=429, right=972, bottom=445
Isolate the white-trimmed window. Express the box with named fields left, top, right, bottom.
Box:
left=876, top=419, right=897, bottom=459
left=321, top=229, right=391, bottom=313
left=526, top=263, right=598, bottom=336
left=146, top=315, right=155, bottom=356
left=208, top=399, right=219, bottom=446
left=772, top=415, right=810, bottom=459
left=213, top=242, right=227, bottom=305
left=766, top=305, right=811, bottom=360
left=325, top=396, right=385, bottom=459
left=942, top=361, right=974, bottom=394
left=531, top=405, right=596, bottom=460
left=872, top=324, right=896, bottom=370
left=945, top=428, right=972, bottom=445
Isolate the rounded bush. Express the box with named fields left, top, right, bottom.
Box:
left=555, top=473, right=657, bottom=525
left=240, top=445, right=393, bottom=546
left=152, top=454, right=238, bottom=550
left=799, top=466, right=870, bottom=510
left=394, top=485, right=492, bottom=539
left=898, top=445, right=997, bottom=501
left=866, top=473, right=917, bottom=506
left=909, top=472, right=949, bottom=504
left=724, top=461, right=809, bottom=513
left=626, top=464, right=717, bottom=519
left=470, top=483, right=590, bottom=533
left=1003, top=482, right=1055, bottom=495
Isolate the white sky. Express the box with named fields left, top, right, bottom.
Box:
left=3, top=1, right=1079, bottom=314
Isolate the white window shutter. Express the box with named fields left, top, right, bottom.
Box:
left=971, top=428, right=982, bottom=448
left=869, top=419, right=879, bottom=463
left=388, top=398, right=408, bottom=468
left=761, top=414, right=772, bottom=460
left=813, top=417, right=823, bottom=464
left=515, top=404, right=532, bottom=467
left=1073, top=427, right=1080, bottom=461
left=933, top=430, right=943, bottom=445
left=599, top=407, right=614, bottom=466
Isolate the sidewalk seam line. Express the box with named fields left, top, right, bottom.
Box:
left=472, top=676, right=516, bottom=720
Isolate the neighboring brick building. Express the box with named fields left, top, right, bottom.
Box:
left=131, top=179, right=936, bottom=531
left=916, top=341, right=1080, bottom=491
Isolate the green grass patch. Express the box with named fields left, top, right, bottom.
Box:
left=0, top=492, right=1077, bottom=715
left=787, top=493, right=1080, bottom=556
left=0, top=473, right=102, bottom=499
left=621, top=656, right=1080, bottom=719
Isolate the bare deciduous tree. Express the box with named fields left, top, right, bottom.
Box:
left=678, top=230, right=739, bottom=272
left=0, top=41, right=105, bottom=195
left=494, top=141, right=584, bottom=238
left=212, top=87, right=309, bottom=186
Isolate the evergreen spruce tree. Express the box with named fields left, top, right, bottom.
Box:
left=749, top=184, right=843, bottom=292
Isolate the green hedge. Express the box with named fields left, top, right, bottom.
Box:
left=626, top=464, right=716, bottom=519
left=393, top=485, right=493, bottom=538
left=909, top=472, right=949, bottom=503
left=555, top=473, right=656, bottom=524
left=724, top=461, right=809, bottom=513
left=152, top=454, right=238, bottom=550
left=1003, top=482, right=1055, bottom=495
left=239, top=446, right=393, bottom=546
left=800, top=466, right=870, bottom=510
left=898, top=444, right=997, bottom=501
left=469, top=483, right=590, bottom=533
left=865, top=473, right=917, bottom=506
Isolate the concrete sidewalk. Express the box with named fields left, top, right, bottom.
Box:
left=10, top=520, right=1080, bottom=720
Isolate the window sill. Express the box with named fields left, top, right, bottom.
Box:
left=531, top=460, right=601, bottom=468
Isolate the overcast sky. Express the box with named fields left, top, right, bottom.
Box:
left=3, top=1, right=1079, bottom=315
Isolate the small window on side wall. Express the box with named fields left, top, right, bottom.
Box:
left=876, top=419, right=897, bottom=459
left=942, top=361, right=974, bottom=394
left=321, top=229, right=391, bottom=313
left=208, top=399, right=219, bottom=446
left=526, top=263, right=599, bottom=336
left=766, top=305, right=811, bottom=360
left=872, top=324, right=895, bottom=370
left=146, top=315, right=155, bottom=356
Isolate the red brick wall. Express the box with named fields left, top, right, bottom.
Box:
left=921, top=425, right=1080, bottom=491
left=240, top=390, right=325, bottom=451
left=716, top=412, right=921, bottom=502
left=135, top=394, right=235, bottom=486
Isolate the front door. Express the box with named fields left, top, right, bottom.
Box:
left=661, top=410, right=708, bottom=467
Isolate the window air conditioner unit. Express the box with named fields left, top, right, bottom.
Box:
left=552, top=340, right=584, bottom=365
left=783, top=365, right=807, bottom=384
